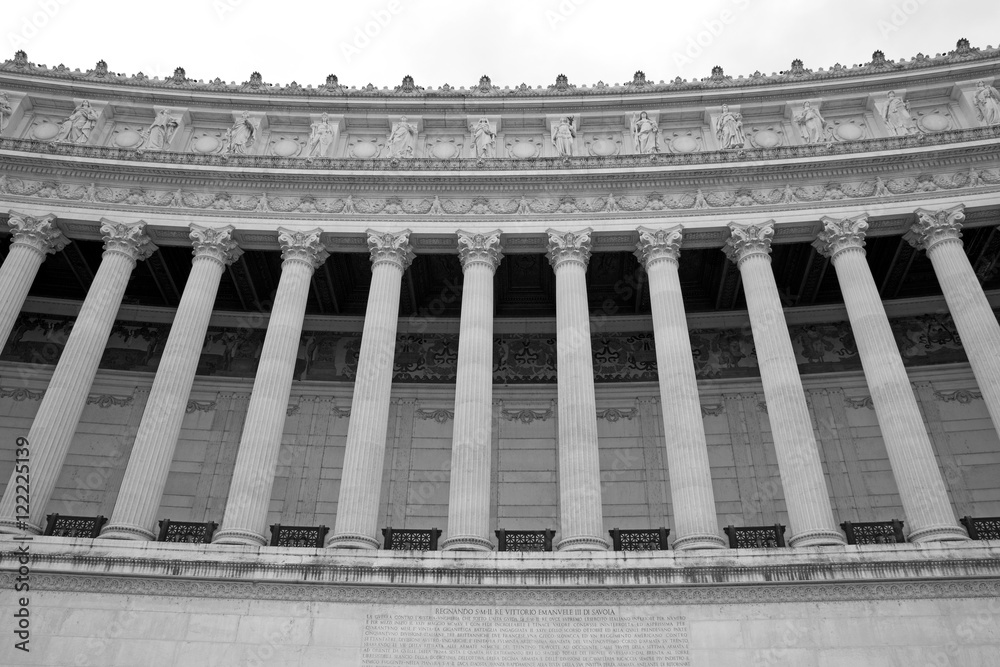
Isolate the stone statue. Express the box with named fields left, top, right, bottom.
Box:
left=0, top=92, right=12, bottom=133
left=386, top=116, right=417, bottom=158
left=551, top=116, right=576, bottom=156
left=715, top=105, right=745, bottom=149
left=973, top=80, right=1000, bottom=126
left=469, top=117, right=496, bottom=158
left=137, top=109, right=179, bottom=152
left=794, top=102, right=826, bottom=143
left=306, top=113, right=336, bottom=158
left=219, top=111, right=258, bottom=155
left=54, top=100, right=99, bottom=144
left=882, top=91, right=917, bottom=135
left=631, top=112, right=659, bottom=153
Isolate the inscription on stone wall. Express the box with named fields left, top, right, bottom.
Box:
left=361, top=607, right=690, bottom=666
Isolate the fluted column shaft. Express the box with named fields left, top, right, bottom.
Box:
left=0, top=213, right=68, bottom=351
left=102, top=225, right=242, bottom=540
left=329, top=230, right=413, bottom=549
left=548, top=229, right=608, bottom=551
left=637, top=226, right=725, bottom=550
left=907, top=205, right=1000, bottom=439
left=443, top=231, right=502, bottom=551
left=213, top=229, right=327, bottom=546
left=725, top=222, right=845, bottom=547
left=818, top=215, right=966, bottom=542
left=0, top=220, right=156, bottom=534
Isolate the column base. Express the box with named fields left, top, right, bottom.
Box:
left=557, top=535, right=609, bottom=551
left=0, top=517, right=41, bottom=535
left=212, top=528, right=266, bottom=546
left=908, top=523, right=971, bottom=543
left=672, top=532, right=728, bottom=551
left=99, top=523, right=156, bottom=541
left=441, top=535, right=494, bottom=552
left=788, top=528, right=847, bottom=548
left=326, top=532, right=380, bottom=550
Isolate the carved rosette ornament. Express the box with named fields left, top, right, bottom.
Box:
left=189, top=224, right=243, bottom=266
left=277, top=227, right=328, bottom=269
left=7, top=211, right=69, bottom=256
left=905, top=204, right=965, bottom=252
left=635, top=225, right=683, bottom=268
left=456, top=229, right=503, bottom=272
left=813, top=214, right=869, bottom=259
left=100, top=219, right=157, bottom=263
left=546, top=228, right=592, bottom=268
left=366, top=229, right=414, bottom=270
left=723, top=221, right=774, bottom=266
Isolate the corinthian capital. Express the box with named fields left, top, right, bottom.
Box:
left=723, top=221, right=774, bottom=265
left=635, top=225, right=683, bottom=268
left=456, top=229, right=503, bottom=272
left=905, top=204, right=965, bottom=252
left=367, top=229, right=414, bottom=270
left=813, top=214, right=869, bottom=259
left=189, top=224, right=243, bottom=265
left=546, top=228, right=592, bottom=268
left=277, top=227, right=329, bottom=269
left=100, top=219, right=157, bottom=262
left=7, top=210, right=69, bottom=256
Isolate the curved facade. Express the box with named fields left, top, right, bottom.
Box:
left=0, top=42, right=999, bottom=664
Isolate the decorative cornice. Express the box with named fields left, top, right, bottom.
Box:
left=7, top=210, right=68, bottom=256
left=456, top=229, right=503, bottom=272
left=99, top=219, right=156, bottom=262
left=813, top=214, right=870, bottom=259
left=367, top=229, right=414, bottom=270
left=189, top=224, right=242, bottom=266
left=723, top=221, right=774, bottom=265
left=546, top=228, right=592, bottom=268
left=277, top=227, right=328, bottom=269
left=635, top=225, right=683, bottom=268
left=906, top=204, right=966, bottom=252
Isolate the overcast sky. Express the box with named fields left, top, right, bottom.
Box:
left=4, top=0, right=999, bottom=89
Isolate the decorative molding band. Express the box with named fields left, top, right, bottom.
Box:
left=501, top=408, right=553, bottom=424
left=934, top=389, right=983, bottom=404
left=415, top=408, right=455, bottom=423
left=0, top=387, right=44, bottom=401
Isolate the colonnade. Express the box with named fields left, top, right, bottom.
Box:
left=1, top=205, right=997, bottom=548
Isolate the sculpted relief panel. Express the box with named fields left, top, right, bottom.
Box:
left=1, top=310, right=976, bottom=384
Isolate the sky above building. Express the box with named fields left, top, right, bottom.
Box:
left=4, top=0, right=999, bottom=89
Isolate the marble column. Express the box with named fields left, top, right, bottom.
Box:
left=102, top=225, right=242, bottom=540
left=724, top=221, right=845, bottom=547
left=0, top=212, right=69, bottom=351
left=547, top=228, right=608, bottom=551
left=329, top=230, right=413, bottom=549
left=443, top=230, right=503, bottom=552
left=636, top=226, right=726, bottom=550
left=906, top=204, right=1000, bottom=439
left=213, top=228, right=327, bottom=546
left=0, top=220, right=156, bottom=534
left=816, top=215, right=967, bottom=542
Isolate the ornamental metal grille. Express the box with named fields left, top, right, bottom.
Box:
left=609, top=528, right=670, bottom=551
left=725, top=524, right=786, bottom=549
left=840, top=520, right=905, bottom=545
left=382, top=528, right=441, bottom=551
left=270, top=524, right=329, bottom=548
left=495, top=529, right=554, bottom=552
left=43, top=514, right=107, bottom=538
left=961, top=516, right=1000, bottom=541
left=157, top=520, right=218, bottom=543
